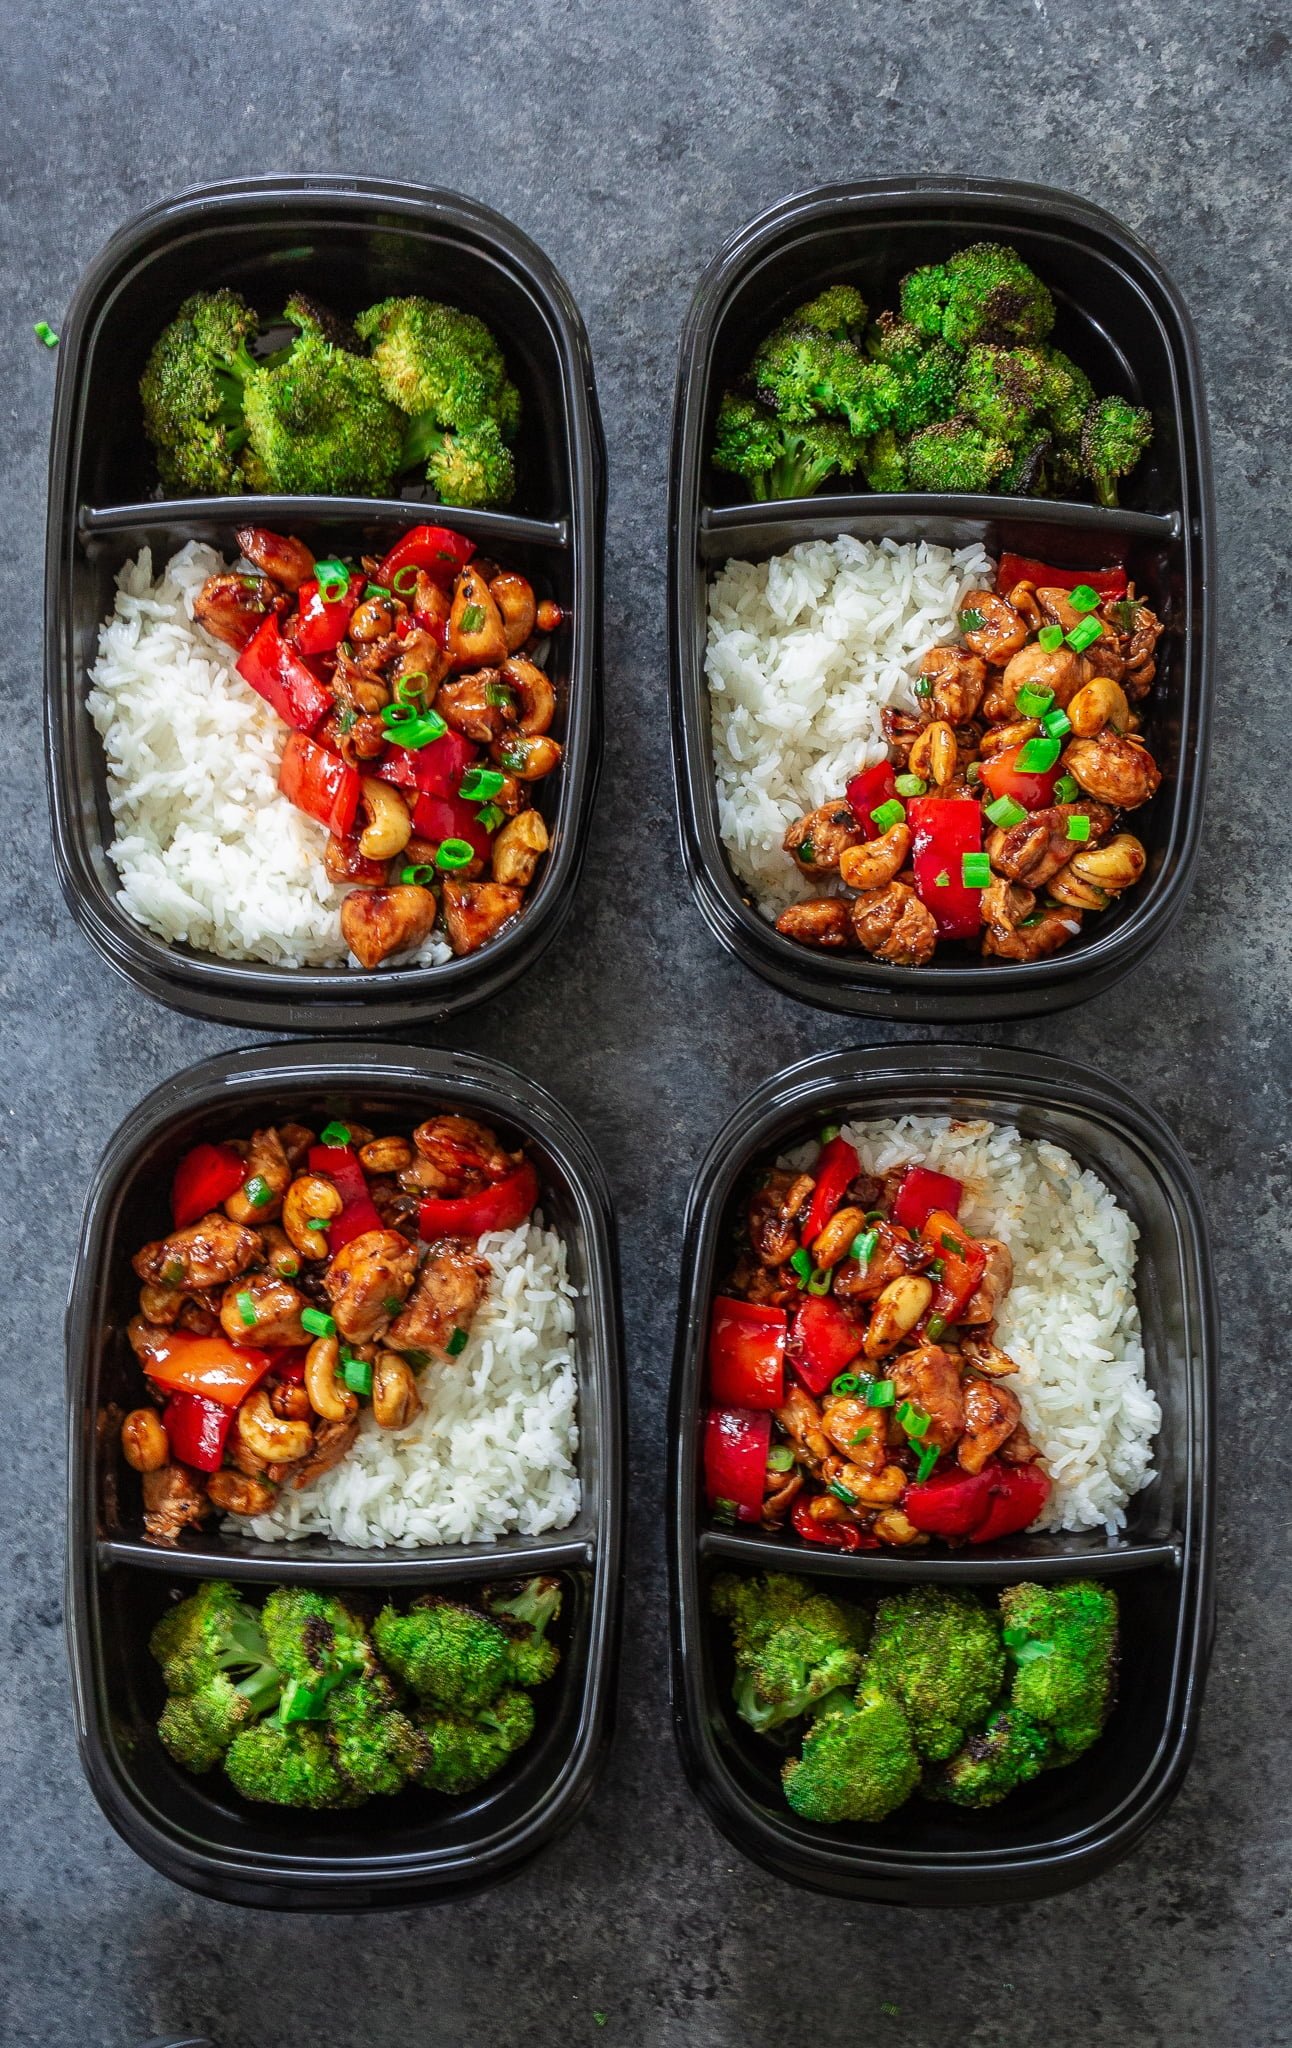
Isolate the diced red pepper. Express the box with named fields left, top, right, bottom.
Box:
left=789, top=1296, right=866, bottom=1396
left=902, top=1464, right=994, bottom=1537
left=308, top=1143, right=385, bottom=1252
left=995, top=554, right=1128, bottom=600
left=143, top=1334, right=274, bottom=1406
left=921, top=1206, right=986, bottom=1326
left=892, top=1164, right=964, bottom=1233
left=375, top=524, right=476, bottom=594
left=968, top=1460, right=1051, bottom=1544
left=709, top=1298, right=786, bottom=1411
left=845, top=760, right=897, bottom=843
left=270, top=1348, right=309, bottom=1384
left=378, top=730, right=480, bottom=800
left=278, top=732, right=361, bottom=838
left=979, top=743, right=1060, bottom=813
left=236, top=610, right=334, bottom=731
left=161, top=1391, right=235, bottom=1473
left=802, top=1134, right=860, bottom=1246
left=704, top=1406, right=771, bottom=1523
left=170, top=1142, right=246, bottom=1229
left=790, top=1495, right=874, bottom=1550
left=411, top=791, right=493, bottom=863
left=417, top=1159, right=540, bottom=1241
left=907, top=795, right=983, bottom=941
left=293, top=573, right=363, bottom=655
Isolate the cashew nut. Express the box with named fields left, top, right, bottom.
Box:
left=863, top=1273, right=934, bottom=1358
left=121, top=1408, right=169, bottom=1472
left=282, top=1173, right=343, bottom=1258
left=907, top=719, right=958, bottom=786
left=1067, top=674, right=1131, bottom=737
left=1048, top=867, right=1109, bottom=911
left=490, top=571, right=537, bottom=652
left=495, top=733, right=562, bottom=781
left=492, top=809, right=550, bottom=886
left=236, top=1389, right=314, bottom=1464
left=501, top=657, right=556, bottom=735
left=207, top=1469, right=278, bottom=1516
left=810, top=1204, right=867, bottom=1269
left=224, top=1126, right=292, bottom=1224
left=304, top=1335, right=358, bottom=1423
left=358, top=778, right=413, bottom=861
left=872, top=1508, right=927, bottom=1547
left=839, top=823, right=910, bottom=891
left=372, top=1351, right=422, bottom=1430
left=270, top=1381, right=312, bottom=1421
left=348, top=597, right=394, bottom=642
left=1070, top=832, right=1147, bottom=891
left=358, top=1136, right=414, bottom=1174
left=260, top=1222, right=301, bottom=1279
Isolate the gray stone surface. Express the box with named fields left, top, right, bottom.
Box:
left=1, top=0, right=1286, bottom=2042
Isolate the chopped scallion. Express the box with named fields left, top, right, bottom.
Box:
left=1066, top=813, right=1092, bottom=841
left=862, top=1378, right=895, bottom=1407
left=401, top=863, right=436, bottom=885
left=806, top=1267, right=832, bottom=1297
left=301, top=1307, right=336, bottom=1339
left=34, top=320, right=59, bottom=347
left=476, top=803, right=506, bottom=832
left=926, top=1313, right=947, bottom=1341
left=820, top=1124, right=841, bottom=1144
left=828, top=1480, right=857, bottom=1505
left=342, top=1354, right=373, bottom=1397
left=870, top=798, right=906, bottom=833
left=831, top=1373, right=861, bottom=1396
left=961, top=851, right=991, bottom=888
left=965, top=760, right=982, bottom=783
left=1041, top=707, right=1072, bottom=741
left=1066, top=616, right=1103, bottom=653
left=796, top=840, right=815, bottom=863
left=363, top=582, right=392, bottom=601
left=915, top=1442, right=940, bottom=1483
left=766, top=1444, right=795, bottom=1472
left=984, top=793, right=1027, bottom=831
left=1036, top=623, right=1064, bottom=652
left=894, top=773, right=927, bottom=798
left=458, top=767, right=506, bottom=802
left=958, top=607, right=986, bottom=633
left=939, top=1232, right=965, bottom=1257
left=243, top=1174, right=274, bottom=1209
left=459, top=603, right=486, bottom=634
left=849, top=1427, right=873, bottom=1445
left=934, top=868, right=950, bottom=887
left=313, top=559, right=350, bottom=602
left=1014, top=683, right=1054, bottom=718
left=446, top=1326, right=470, bottom=1357
left=897, top=1400, right=930, bottom=1440
left=485, top=682, right=515, bottom=708
left=319, top=1122, right=351, bottom=1148
left=391, top=565, right=419, bottom=595
left=913, top=677, right=933, bottom=699
left=236, top=1289, right=257, bottom=1328
left=1054, top=773, right=1081, bottom=803
left=434, top=838, right=475, bottom=872
left=850, top=1227, right=879, bottom=1266
left=1068, top=584, right=1101, bottom=614
left=1014, top=734, right=1061, bottom=773
left=789, top=1248, right=812, bottom=1284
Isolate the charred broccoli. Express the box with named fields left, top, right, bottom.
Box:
left=419, top=1687, right=537, bottom=1795
left=901, top=241, right=1056, bottom=349
left=1080, top=395, right=1154, bottom=508
left=372, top=1595, right=513, bottom=1710
left=865, top=314, right=962, bottom=434
left=325, top=1671, right=429, bottom=1798
left=711, top=394, right=862, bottom=500
left=239, top=315, right=405, bottom=497
left=904, top=418, right=1011, bottom=493
left=999, top=1580, right=1119, bottom=1760
left=928, top=1707, right=1054, bottom=1808
left=865, top=1587, right=1005, bottom=1761
left=781, top=1682, right=920, bottom=1824
left=260, top=1586, right=371, bottom=1723
left=711, top=1572, right=867, bottom=1734
left=223, top=1720, right=364, bottom=1810
left=356, top=296, right=520, bottom=507
left=481, top=1576, right=564, bottom=1688
left=150, top=1581, right=282, bottom=1772
left=139, top=289, right=268, bottom=494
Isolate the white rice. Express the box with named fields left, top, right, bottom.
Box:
left=705, top=535, right=994, bottom=918
left=238, top=1220, right=580, bottom=1549
left=86, top=542, right=452, bottom=970
left=784, top=1116, right=1158, bottom=1535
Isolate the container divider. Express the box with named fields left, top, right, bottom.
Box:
left=697, top=1527, right=1182, bottom=1583
left=98, top=1534, right=596, bottom=1586
left=79, top=497, right=571, bottom=553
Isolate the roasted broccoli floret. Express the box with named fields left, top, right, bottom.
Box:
left=865, top=1587, right=1005, bottom=1762
left=419, top=1687, right=536, bottom=1795
left=781, top=1682, right=920, bottom=1824
left=1036, top=344, right=1095, bottom=443
left=260, top=1588, right=371, bottom=1722
left=422, top=418, right=517, bottom=510
left=794, top=284, right=869, bottom=339
left=1079, top=396, right=1153, bottom=508
left=905, top=418, right=1011, bottom=493
left=325, top=1671, right=429, bottom=1798
left=860, top=427, right=910, bottom=492
left=711, top=393, right=862, bottom=501
left=999, top=1580, right=1119, bottom=1760
left=139, top=289, right=268, bottom=494
left=223, top=1720, right=363, bottom=1810
left=150, top=1581, right=282, bottom=1769
left=956, top=344, right=1049, bottom=441
left=901, top=242, right=1055, bottom=349
left=481, top=1576, right=564, bottom=1687
left=239, top=321, right=405, bottom=496
left=928, top=1707, right=1054, bottom=1808
left=865, top=315, right=962, bottom=434
left=753, top=321, right=898, bottom=437
left=355, top=296, right=520, bottom=508
left=373, top=1596, right=512, bottom=1710
left=711, top=1572, right=868, bottom=1734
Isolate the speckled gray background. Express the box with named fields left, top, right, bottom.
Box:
left=3, top=1, right=1287, bottom=2042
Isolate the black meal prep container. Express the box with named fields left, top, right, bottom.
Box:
left=668, top=1045, right=1215, bottom=1904
left=45, top=175, right=605, bottom=1032
left=66, top=1042, right=624, bottom=1908
left=668, top=177, right=1215, bottom=1021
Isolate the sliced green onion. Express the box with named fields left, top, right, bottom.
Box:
left=894, top=773, right=928, bottom=798
left=306, top=1217, right=330, bottom=1232
left=459, top=767, right=506, bottom=802
left=934, top=868, right=950, bottom=887
left=796, top=840, right=815, bottom=863
left=828, top=1480, right=857, bottom=1505
left=915, top=1442, right=940, bottom=1483
left=342, top=1354, right=373, bottom=1397
left=301, top=1307, right=336, bottom=1339
left=1066, top=616, right=1103, bottom=653
left=336, top=705, right=358, bottom=735
left=459, top=603, right=486, bottom=634
left=314, top=558, right=350, bottom=601
left=913, top=676, right=933, bottom=699
left=848, top=1427, right=873, bottom=1445
left=1014, top=734, right=1062, bottom=773
left=500, top=740, right=530, bottom=773
left=1068, top=584, right=1101, bottom=614
left=434, top=838, right=475, bottom=872
left=1014, top=683, right=1055, bottom=718
left=236, top=1289, right=257, bottom=1328
left=319, top=1121, right=351, bottom=1147
left=363, top=582, right=392, bottom=601
left=806, top=1267, right=832, bottom=1297
left=476, top=802, right=506, bottom=832
left=394, top=670, right=430, bottom=705
left=897, top=1400, right=930, bottom=1440
left=1041, top=707, right=1072, bottom=741
left=870, top=798, right=906, bottom=833
left=486, top=682, right=515, bottom=708
left=862, top=1378, right=895, bottom=1407
left=831, top=1373, right=861, bottom=1396
left=381, top=709, right=447, bottom=749
left=391, top=565, right=420, bottom=595
left=961, top=852, right=991, bottom=888
left=34, top=320, right=59, bottom=347
left=400, top=863, right=436, bottom=885
left=1066, top=813, right=1092, bottom=842
left=446, top=1326, right=470, bottom=1357
left=766, top=1444, right=796, bottom=1472
left=711, top=1496, right=738, bottom=1526
left=789, top=1248, right=812, bottom=1284
left=940, top=1232, right=965, bottom=1257
left=1036, top=623, right=1064, bottom=652
left=850, top=1227, right=879, bottom=1266
left=243, top=1174, right=274, bottom=1210
left=1054, top=773, right=1081, bottom=803
left=984, top=794, right=1027, bottom=831
left=820, top=1123, right=841, bottom=1144
left=926, top=1313, right=947, bottom=1341
left=925, top=1257, right=945, bottom=1280
left=958, top=607, right=986, bottom=633
left=864, top=1209, right=886, bottom=1223
left=1108, top=598, right=1142, bottom=632
left=965, top=760, right=982, bottom=783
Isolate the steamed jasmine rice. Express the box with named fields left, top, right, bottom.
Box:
left=238, top=1219, right=580, bottom=1549
left=705, top=534, right=993, bottom=918
left=785, top=1115, right=1158, bottom=1535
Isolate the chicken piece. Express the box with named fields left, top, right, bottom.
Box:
left=774, top=898, right=854, bottom=949
left=762, top=1464, right=804, bottom=1522
left=917, top=644, right=986, bottom=724
left=441, top=879, right=523, bottom=957
left=1062, top=733, right=1162, bottom=809
left=959, top=591, right=1029, bottom=665
left=192, top=572, right=275, bottom=651
left=958, top=1375, right=1023, bottom=1474
left=820, top=1398, right=889, bottom=1478
left=435, top=668, right=513, bottom=743
left=748, top=1171, right=814, bottom=1268
left=1114, top=598, right=1164, bottom=698
left=782, top=802, right=865, bottom=878
left=277, top=1123, right=316, bottom=1170
left=323, top=835, right=388, bottom=886
left=341, top=884, right=439, bottom=969
left=224, top=1126, right=292, bottom=1225
left=133, top=1214, right=262, bottom=1293
left=728, top=1256, right=800, bottom=1310
left=986, top=804, right=1114, bottom=887
left=980, top=879, right=1081, bottom=962
left=233, top=526, right=315, bottom=591
left=386, top=1241, right=491, bottom=1357
left=890, top=1345, right=965, bottom=1454
left=289, top=1416, right=360, bottom=1490
left=960, top=1332, right=1019, bottom=1378
left=218, top=1273, right=310, bottom=1348
left=1034, top=585, right=1083, bottom=632
left=141, top=1463, right=209, bottom=1547
left=324, top=1229, right=419, bottom=1345
left=126, top=1316, right=173, bottom=1370
left=391, top=624, right=451, bottom=697
left=832, top=1220, right=929, bottom=1303
left=983, top=641, right=1089, bottom=723
left=999, top=1418, right=1042, bottom=1464
left=850, top=883, right=938, bottom=966
left=961, top=1241, right=1014, bottom=1325
left=775, top=1383, right=831, bottom=1471
left=412, top=1115, right=514, bottom=1187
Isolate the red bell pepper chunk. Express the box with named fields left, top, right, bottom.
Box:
left=270, top=1348, right=309, bottom=1384
left=278, top=732, right=361, bottom=838
left=790, top=1495, right=875, bottom=1550
left=375, top=524, right=475, bottom=594
left=789, top=1296, right=866, bottom=1396
left=308, top=1143, right=385, bottom=1252
left=995, top=554, right=1128, bottom=600
left=378, top=730, right=480, bottom=801
left=907, top=795, right=983, bottom=941
left=709, top=1298, right=786, bottom=1411
left=293, top=573, right=363, bottom=655
left=161, top=1391, right=235, bottom=1473
left=979, top=743, right=1060, bottom=813
left=236, top=610, right=334, bottom=732
left=802, top=1134, right=860, bottom=1246
left=170, top=1141, right=246, bottom=1229
left=845, top=759, right=898, bottom=842
left=411, top=791, right=493, bottom=863
left=902, top=1464, right=994, bottom=1537
left=968, top=1460, right=1051, bottom=1544
left=922, top=1207, right=986, bottom=1325
left=892, top=1164, right=964, bottom=1233
left=704, top=1406, right=771, bottom=1523
left=143, top=1333, right=274, bottom=1406
left=417, top=1159, right=540, bottom=1241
